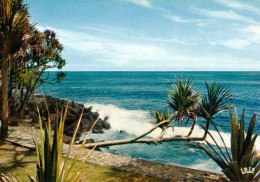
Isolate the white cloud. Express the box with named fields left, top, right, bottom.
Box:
left=78, top=25, right=191, bottom=45
left=211, top=25, right=260, bottom=49
left=214, top=0, right=260, bottom=13
left=165, top=15, right=200, bottom=23
left=37, top=25, right=260, bottom=71
left=164, top=14, right=212, bottom=27
left=242, top=25, right=260, bottom=36
left=217, top=39, right=251, bottom=49
left=125, top=0, right=151, bottom=8
left=194, top=7, right=256, bottom=24
left=37, top=26, right=174, bottom=66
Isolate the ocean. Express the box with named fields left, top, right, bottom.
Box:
left=39, top=71, right=260, bottom=173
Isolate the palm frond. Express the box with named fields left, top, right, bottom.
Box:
left=198, top=82, right=230, bottom=120
left=165, top=78, right=201, bottom=123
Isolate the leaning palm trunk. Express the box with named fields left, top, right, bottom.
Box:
left=84, top=112, right=207, bottom=149
left=186, top=117, right=196, bottom=137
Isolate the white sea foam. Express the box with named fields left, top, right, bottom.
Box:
left=85, top=102, right=260, bottom=151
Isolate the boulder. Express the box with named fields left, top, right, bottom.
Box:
left=92, top=112, right=99, bottom=119
left=83, top=106, right=92, bottom=113
left=69, top=107, right=81, bottom=116
left=102, top=120, right=111, bottom=130
left=80, top=118, right=92, bottom=132
left=92, top=128, right=104, bottom=133
left=78, top=138, right=95, bottom=144
left=65, top=114, right=77, bottom=125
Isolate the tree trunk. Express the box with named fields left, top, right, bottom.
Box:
left=202, top=119, right=210, bottom=138
left=1, top=54, right=9, bottom=138
left=186, top=117, right=196, bottom=137
left=84, top=136, right=206, bottom=149
left=83, top=113, right=207, bottom=149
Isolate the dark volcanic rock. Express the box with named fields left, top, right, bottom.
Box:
left=102, top=121, right=111, bottom=130
left=80, top=118, right=92, bottom=132
left=26, top=95, right=111, bottom=138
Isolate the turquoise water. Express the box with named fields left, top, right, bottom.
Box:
left=39, top=71, right=260, bottom=172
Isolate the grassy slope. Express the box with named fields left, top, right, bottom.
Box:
left=0, top=140, right=164, bottom=182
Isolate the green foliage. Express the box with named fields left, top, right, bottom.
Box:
left=191, top=103, right=259, bottom=181
left=9, top=29, right=66, bottom=116
left=197, top=82, right=230, bottom=120
left=166, top=79, right=201, bottom=123
left=0, top=0, right=34, bottom=56
left=150, top=109, right=170, bottom=130
left=33, top=97, right=97, bottom=182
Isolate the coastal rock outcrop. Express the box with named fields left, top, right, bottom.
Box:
left=23, top=95, right=111, bottom=141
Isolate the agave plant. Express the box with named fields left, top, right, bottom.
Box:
left=166, top=79, right=201, bottom=136
left=32, top=97, right=98, bottom=182
left=197, top=82, right=230, bottom=137
left=192, top=103, right=259, bottom=181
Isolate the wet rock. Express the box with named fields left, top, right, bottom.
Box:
left=78, top=138, right=95, bottom=144
left=92, top=128, right=104, bottom=133
left=102, top=120, right=111, bottom=130
left=83, top=106, right=92, bottom=113
left=80, top=118, right=92, bottom=132
left=92, top=112, right=99, bottom=119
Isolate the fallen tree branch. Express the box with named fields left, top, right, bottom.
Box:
left=83, top=113, right=208, bottom=149
left=84, top=135, right=206, bottom=148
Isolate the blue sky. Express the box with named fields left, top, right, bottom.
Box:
left=27, top=0, right=260, bottom=71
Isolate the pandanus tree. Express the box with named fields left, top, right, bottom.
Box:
left=0, top=0, right=34, bottom=137
left=197, top=82, right=230, bottom=138
left=165, top=79, right=201, bottom=136
left=85, top=79, right=231, bottom=148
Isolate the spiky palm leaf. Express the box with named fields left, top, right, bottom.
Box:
left=0, top=0, right=34, bottom=56
left=151, top=109, right=170, bottom=130
left=166, top=79, right=201, bottom=123
left=198, top=82, right=230, bottom=120
left=191, top=103, right=259, bottom=182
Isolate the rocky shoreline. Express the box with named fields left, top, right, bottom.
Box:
left=22, top=95, right=111, bottom=142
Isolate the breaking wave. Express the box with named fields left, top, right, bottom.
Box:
left=85, top=102, right=260, bottom=151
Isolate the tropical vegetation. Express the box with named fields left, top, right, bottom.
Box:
left=191, top=103, right=259, bottom=181
left=85, top=79, right=231, bottom=148
left=0, top=0, right=66, bottom=137
left=31, top=98, right=98, bottom=182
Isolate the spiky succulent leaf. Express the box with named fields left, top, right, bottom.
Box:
left=191, top=102, right=259, bottom=181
